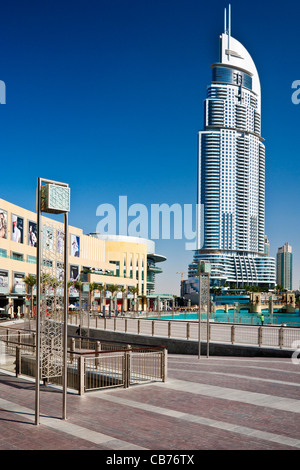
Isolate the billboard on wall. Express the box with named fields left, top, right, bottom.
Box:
left=12, top=215, right=24, bottom=244
left=69, top=265, right=79, bottom=297
left=13, top=272, right=25, bottom=294
left=70, top=234, right=80, bottom=257
left=56, top=261, right=64, bottom=282
left=0, top=209, right=8, bottom=239
left=28, top=221, right=37, bottom=247
left=0, top=270, right=9, bottom=294
left=57, top=229, right=64, bottom=254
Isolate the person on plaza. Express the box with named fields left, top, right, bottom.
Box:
left=260, top=314, right=264, bottom=326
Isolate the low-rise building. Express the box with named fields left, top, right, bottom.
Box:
left=0, top=199, right=167, bottom=315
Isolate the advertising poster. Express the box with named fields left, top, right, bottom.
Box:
left=70, top=234, right=80, bottom=257
left=28, top=221, right=37, bottom=247
left=69, top=265, right=79, bottom=297
left=13, top=272, right=26, bottom=294
left=12, top=215, right=24, bottom=244
left=0, top=209, right=8, bottom=239
left=56, top=262, right=64, bottom=282
left=57, top=230, right=64, bottom=254
left=0, top=270, right=9, bottom=294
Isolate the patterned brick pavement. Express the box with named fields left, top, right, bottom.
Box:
left=0, top=355, right=300, bottom=451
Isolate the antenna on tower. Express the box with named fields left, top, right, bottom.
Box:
left=224, top=7, right=227, bottom=34
left=228, top=4, right=231, bottom=50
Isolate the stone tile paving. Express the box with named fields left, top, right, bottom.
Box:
left=0, top=355, right=299, bottom=450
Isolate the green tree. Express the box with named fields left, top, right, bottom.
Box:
left=89, top=282, right=97, bottom=309
left=119, top=286, right=127, bottom=312
left=24, top=274, right=36, bottom=318
left=106, top=284, right=120, bottom=313
left=129, top=286, right=139, bottom=312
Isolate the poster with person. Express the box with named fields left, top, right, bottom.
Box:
left=13, top=272, right=26, bottom=294
left=0, top=209, right=7, bottom=239
left=70, top=234, right=80, bottom=257
left=28, top=221, right=37, bottom=247
left=12, top=215, right=24, bottom=243
left=69, top=265, right=79, bottom=297
left=57, top=230, right=64, bottom=254
left=0, top=270, right=9, bottom=294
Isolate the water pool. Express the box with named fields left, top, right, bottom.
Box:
left=149, top=309, right=300, bottom=327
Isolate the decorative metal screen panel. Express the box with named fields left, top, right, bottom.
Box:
left=41, top=184, right=70, bottom=214
left=40, top=223, right=65, bottom=379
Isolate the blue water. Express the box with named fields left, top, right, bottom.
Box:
left=150, top=309, right=300, bottom=327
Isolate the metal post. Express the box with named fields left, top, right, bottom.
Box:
left=207, top=272, right=210, bottom=358
left=62, top=211, right=68, bottom=420
left=198, top=261, right=201, bottom=359
left=35, top=177, right=41, bottom=425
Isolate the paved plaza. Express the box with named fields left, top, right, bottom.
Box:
left=0, top=354, right=300, bottom=451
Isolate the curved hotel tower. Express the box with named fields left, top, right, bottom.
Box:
left=186, top=6, right=275, bottom=291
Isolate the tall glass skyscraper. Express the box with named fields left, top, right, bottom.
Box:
left=186, top=6, right=276, bottom=290
left=277, top=243, right=293, bottom=291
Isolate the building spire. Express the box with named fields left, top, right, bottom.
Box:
left=224, top=4, right=231, bottom=58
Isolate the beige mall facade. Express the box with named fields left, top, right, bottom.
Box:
left=0, top=199, right=168, bottom=315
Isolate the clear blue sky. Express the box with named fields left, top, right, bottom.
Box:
left=0, top=0, right=299, bottom=294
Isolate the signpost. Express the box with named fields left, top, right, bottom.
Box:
left=35, top=178, right=70, bottom=425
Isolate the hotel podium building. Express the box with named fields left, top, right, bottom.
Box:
left=0, top=198, right=167, bottom=315
left=184, top=7, right=275, bottom=300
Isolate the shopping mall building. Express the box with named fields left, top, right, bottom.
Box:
left=0, top=198, right=171, bottom=316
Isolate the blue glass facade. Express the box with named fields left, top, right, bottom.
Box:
left=212, top=66, right=252, bottom=90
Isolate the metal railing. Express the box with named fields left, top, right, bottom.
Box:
left=89, top=316, right=300, bottom=350
left=0, top=326, right=167, bottom=394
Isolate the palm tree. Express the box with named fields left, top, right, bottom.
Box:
left=24, top=274, right=36, bottom=318
left=106, top=284, right=119, bottom=314
left=74, top=280, right=82, bottom=312
left=95, top=283, right=104, bottom=313
left=67, top=281, right=74, bottom=311
left=89, top=282, right=99, bottom=311
left=129, top=286, right=139, bottom=312
left=119, top=286, right=127, bottom=313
